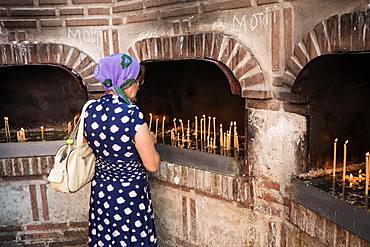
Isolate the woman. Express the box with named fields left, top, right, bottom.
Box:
left=84, top=53, right=160, bottom=246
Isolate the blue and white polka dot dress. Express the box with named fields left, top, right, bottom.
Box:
left=84, top=94, right=157, bottom=246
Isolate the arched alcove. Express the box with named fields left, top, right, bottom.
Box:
left=293, top=53, right=370, bottom=170
left=0, top=65, right=87, bottom=141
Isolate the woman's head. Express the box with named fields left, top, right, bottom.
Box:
left=94, top=53, right=144, bottom=104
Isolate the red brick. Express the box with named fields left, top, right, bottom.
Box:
left=234, top=56, right=256, bottom=79
left=260, top=179, right=281, bottom=192
left=0, top=9, right=8, bottom=16
left=259, top=192, right=280, bottom=204
left=9, top=8, right=55, bottom=16
left=240, top=72, right=265, bottom=88
left=39, top=0, right=67, bottom=4
left=60, top=8, right=84, bottom=15
left=161, top=5, right=199, bottom=19
left=272, top=10, right=281, bottom=71
left=112, top=29, right=119, bottom=54
left=0, top=226, right=22, bottom=232
left=41, top=19, right=62, bottom=27
left=20, top=232, right=63, bottom=240
left=0, top=233, right=16, bottom=241
left=284, top=7, right=293, bottom=62
left=75, top=56, right=93, bottom=72
left=145, top=0, right=180, bottom=8
left=182, top=196, right=188, bottom=237
left=3, top=20, right=37, bottom=28
left=190, top=199, right=196, bottom=241
left=112, top=17, right=123, bottom=25
left=243, top=89, right=272, bottom=99
left=40, top=184, right=49, bottom=221
left=257, top=0, right=279, bottom=5
left=26, top=223, right=67, bottom=231
left=113, top=1, right=143, bottom=13
left=204, top=0, right=251, bottom=13
left=88, top=7, right=110, bottom=15
left=0, top=0, right=33, bottom=6
left=29, top=185, right=39, bottom=221
left=49, top=239, right=87, bottom=247
left=72, top=0, right=112, bottom=3
left=326, top=15, right=340, bottom=52
left=66, top=18, right=109, bottom=26
left=340, top=13, right=352, bottom=51
left=126, top=11, right=158, bottom=23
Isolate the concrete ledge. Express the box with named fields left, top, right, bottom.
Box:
left=291, top=177, right=370, bottom=243
left=155, top=143, right=240, bottom=176
left=0, top=140, right=65, bottom=159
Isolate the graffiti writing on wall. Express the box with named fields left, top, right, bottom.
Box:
left=67, top=28, right=103, bottom=44
left=232, top=6, right=278, bottom=33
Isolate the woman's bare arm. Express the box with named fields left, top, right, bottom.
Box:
left=134, top=123, right=160, bottom=172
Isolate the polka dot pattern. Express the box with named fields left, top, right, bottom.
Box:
left=84, top=94, right=157, bottom=246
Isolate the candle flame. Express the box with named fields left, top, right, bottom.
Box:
left=345, top=140, right=349, bottom=144
left=366, top=152, right=369, bottom=157
left=334, top=138, right=338, bottom=142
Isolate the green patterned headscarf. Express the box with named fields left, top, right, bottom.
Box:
left=94, top=53, right=140, bottom=104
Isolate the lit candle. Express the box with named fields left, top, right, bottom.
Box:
left=233, top=122, right=237, bottom=150
left=179, top=119, right=185, bottom=144
left=20, top=128, right=25, bottom=141
left=220, top=124, right=223, bottom=147
left=177, top=132, right=180, bottom=147
left=149, top=113, right=153, bottom=132
left=333, top=138, right=338, bottom=178
left=41, top=126, right=44, bottom=141
left=202, top=115, right=206, bottom=141
left=187, top=120, right=190, bottom=144
left=343, top=140, right=349, bottom=182
left=229, top=121, right=233, bottom=148
left=17, top=131, right=21, bottom=142
left=155, top=118, right=159, bottom=139
left=366, top=152, right=369, bottom=196
left=235, top=131, right=239, bottom=152
left=171, top=128, right=175, bottom=145
left=67, top=121, right=72, bottom=135
left=195, top=116, right=198, bottom=137
left=4, top=117, right=10, bottom=142
left=207, top=116, right=211, bottom=140
left=173, top=118, right=177, bottom=135
left=200, top=118, right=203, bottom=141
left=223, top=132, right=227, bottom=150
left=213, top=117, right=216, bottom=147
left=162, top=116, right=166, bottom=143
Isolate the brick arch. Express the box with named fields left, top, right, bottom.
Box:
left=285, top=7, right=370, bottom=89
left=127, top=32, right=269, bottom=99
left=0, top=42, right=97, bottom=90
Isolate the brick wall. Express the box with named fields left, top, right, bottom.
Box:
left=0, top=156, right=90, bottom=246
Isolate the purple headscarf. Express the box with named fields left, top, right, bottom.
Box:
left=94, top=53, right=140, bottom=104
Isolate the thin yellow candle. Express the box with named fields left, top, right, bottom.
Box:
left=333, top=138, right=338, bottom=178
left=177, top=132, right=180, bottom=147
left=4, top=117, right=10, bottom=142
left=207, top=116, right=211, bottom=140
left=235, top=131, right=239, bottom=152
left=17, top=131, right=21, bottom=142
left=155, top=118, right=159, bottom=139
left=202, top=115, right=206, bottom=141
left=149, top=113, right=153, bottom=132
left=173, top=118, right=177, bottom=135
left=187, top=120, right=190, bottom=143
left=195, top=116, right=198, bottom=137
left=20, top=128, right=25, bottom=141
left=343, top=140, right=348, bottom=181
left=213, top=117, right=216, bottom=147
left=162, top=116, right=166, bottom=143
left=220, top=124, right=223, bottom=147
left=41, top=126, right=44, bottom=141
left=171, top=128, right=174, bottom=145
left=366, top=152, right=369, bottom=195
left=200, top=119, right=203, bottom=141
left=223, top=132, right=226, bottom=149
left=179, top=119, right=185, bottom=144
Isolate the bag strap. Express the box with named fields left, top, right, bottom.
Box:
left=66, top=100, right=96, bottom=147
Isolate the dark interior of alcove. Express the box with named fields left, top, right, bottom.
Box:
left=293, top=53, right=370, bottom=171
left=0, top=65, right=87, bottom=142
left=136, top=59, right=245, bottom=131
